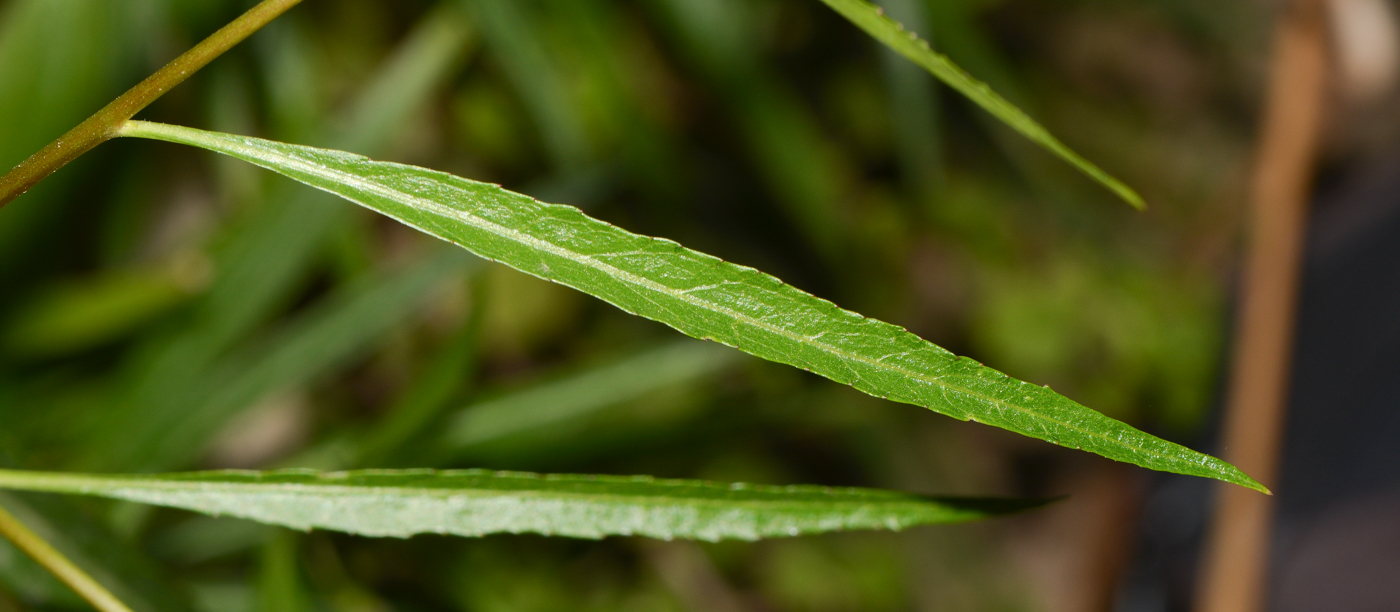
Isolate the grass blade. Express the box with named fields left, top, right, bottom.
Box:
left=460, top=0, right=590, bottom=170
left=79, top=11, right=480, bottom=472
left=438, top=340, right=741, bottom=455
left=875, top=0, right=944, bottom=195
left=334, top=1, right=476, bottom=155
left=2, top=267, right=191, bottom=358
left=353, top=285, right=485, bottom=467
left=120, top=250, right=474, bottom=472
left=0, top=0, right=144, bottom=277
left=648, top=0, right=850, bottom=257
left=0, top=469, right=1042, bottom=541
left=114, top=121, right=1265, bottom=492
left=256, top=531, right=310, bottom=612
left=815, top=0, right=1145, bottom=209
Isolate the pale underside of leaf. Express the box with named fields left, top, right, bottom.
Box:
left=114, top=120, right=1266, bottom=494
left=0, top=469, right=1041, bottom=541
left=814, top=0, right=1145, bottom=209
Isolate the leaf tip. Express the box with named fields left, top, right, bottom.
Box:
left=1105, top=177, right=1146, bottom=211
left=1228, top=468, right=1270, bottom=495
left=1126, top=194, right=1147, bottom=211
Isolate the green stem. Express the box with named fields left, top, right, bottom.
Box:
left=0, top=0, right=304, bottom=209
left=0, top=503, right=133, bottom=612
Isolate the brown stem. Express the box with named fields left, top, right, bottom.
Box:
left=0, top=0, right=304, bottom=209
left=1195, top=1, right=1330, bottom=611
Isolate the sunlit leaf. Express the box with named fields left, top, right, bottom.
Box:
left=114, top=121, right=1265, bottom=492
left=0, top=469, right=1041, bottom=541
left=815, top=0, right=1145, bottom=209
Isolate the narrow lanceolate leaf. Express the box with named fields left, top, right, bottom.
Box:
left=115, top=121, right=1266, bottom=493
left=0, top=469, right=1042, bottom=541
left=814, top=0, right=1144, bottom=209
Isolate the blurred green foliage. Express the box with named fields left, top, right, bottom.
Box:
left=0, top=0, right=1266, bottom=609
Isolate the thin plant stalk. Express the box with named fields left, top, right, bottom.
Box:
left=1195, top=0, right=1330, bottom=610
left=0, top=0, right=304, bottom=209
left=0, top=503, right=134, bottom=612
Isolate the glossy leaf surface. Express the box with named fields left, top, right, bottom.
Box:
left=0, top=469, right=1040, bottom=541
left=815, top=0, right=1144, bottom=208
left=115, top=121, right=1265, bottom=493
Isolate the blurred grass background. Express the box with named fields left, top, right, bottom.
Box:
left=0, top=0, right=1280, bottom=610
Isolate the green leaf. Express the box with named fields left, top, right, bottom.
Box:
left=113, top=121, right=1265, bottom=493
left=814, top=0, right=1145, bottom=209
left=0, top=469, right=1040, bottom=541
